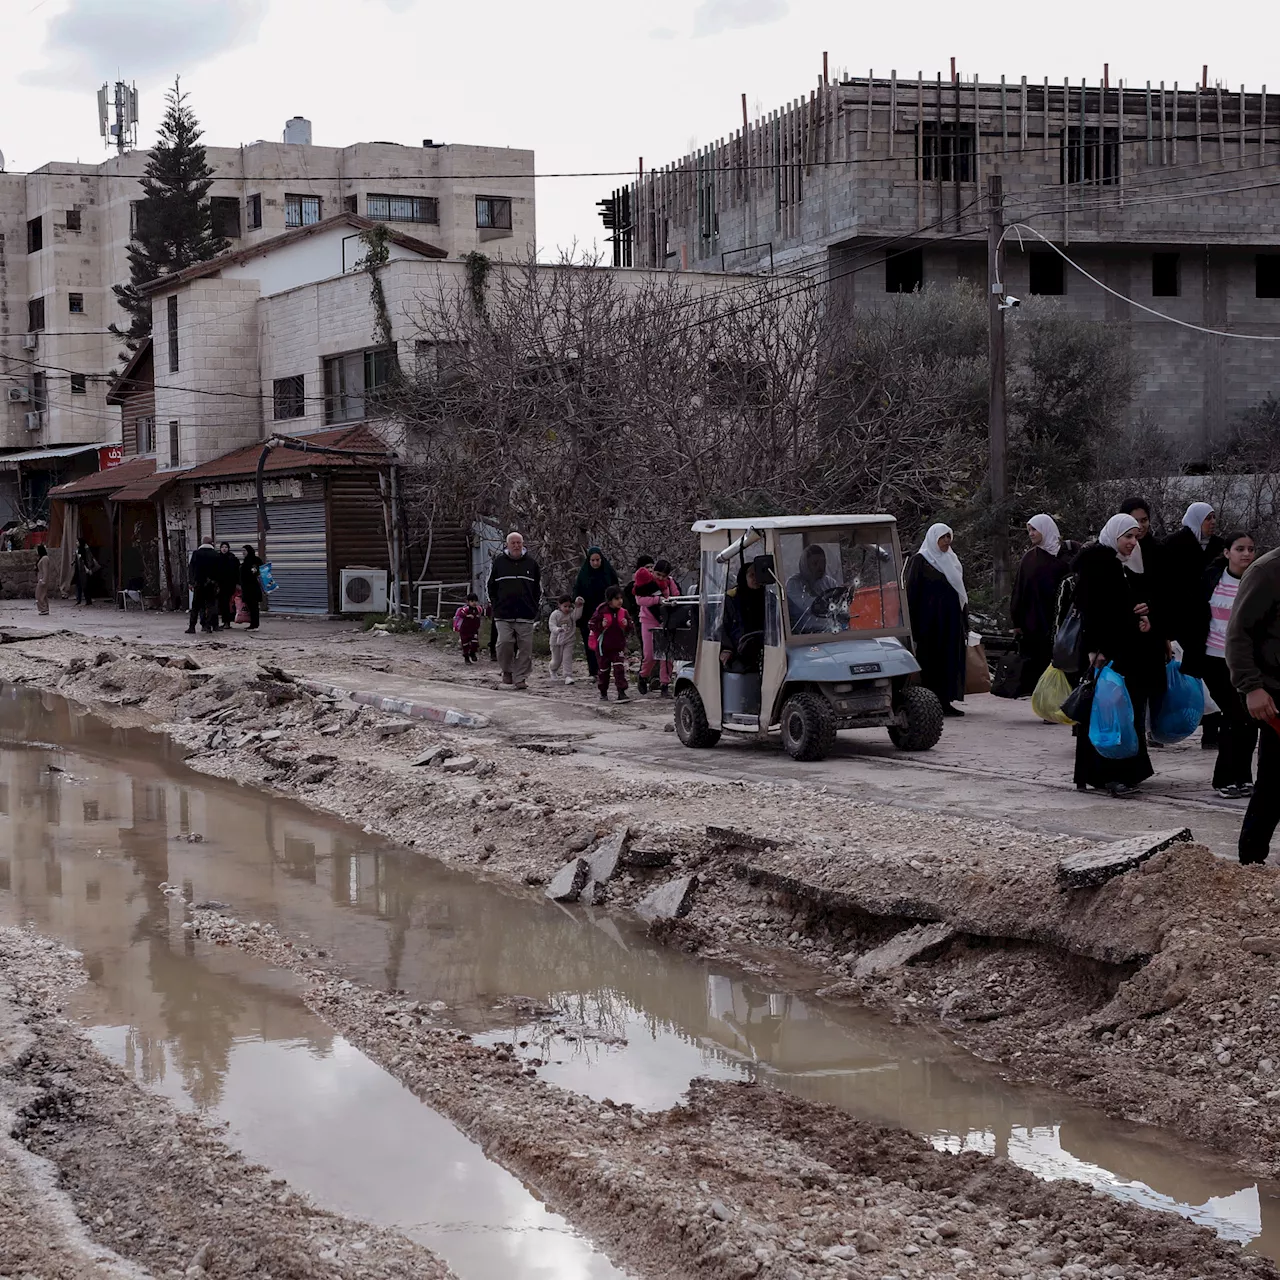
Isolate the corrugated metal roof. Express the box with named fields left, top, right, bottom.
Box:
left=0, top=443, right=105, bottom=472
left=110, top=469, right=179, bottom=504
left=49, top=456, right=155, bottom=499
left=179, top=426, right=391, bottom=483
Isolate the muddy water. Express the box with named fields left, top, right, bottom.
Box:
left=1, top=687, right=1279, bottom=1262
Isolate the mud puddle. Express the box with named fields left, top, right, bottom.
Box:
left=1, top=685, right=1279, bottom=1259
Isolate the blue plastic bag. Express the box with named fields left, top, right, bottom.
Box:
left=1151, top=659, right=1205, bottom=744
left=1089, top=663, right=1139, bottom=760
left=258, top=562, right=279, bottom=594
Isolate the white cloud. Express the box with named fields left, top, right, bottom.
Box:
left=23, top=0, right=269, bottom=85
left=692, top=0, right=788, bottom=37
left=648, top=25, right=679, bottom=39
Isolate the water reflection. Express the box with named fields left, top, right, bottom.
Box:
left=0, top=684, right=1277, bottom=1259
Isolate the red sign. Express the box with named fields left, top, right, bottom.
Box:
left=99, top=445, right=123, bottom=471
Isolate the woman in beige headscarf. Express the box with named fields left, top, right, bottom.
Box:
left=34, top=545, right=50, bottom=616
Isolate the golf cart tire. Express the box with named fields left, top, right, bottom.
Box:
left=889, top=686, right=944, bottom=751
left=780, top=692, right=837, bottom=762
left=674, top=688, right=720, bottom=748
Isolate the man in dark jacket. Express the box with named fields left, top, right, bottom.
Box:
left=1226, top=546, right=1280, bottom=863
left=486, top=531, right=540, bottom=689
left=186, top=537, right=222, bottom=634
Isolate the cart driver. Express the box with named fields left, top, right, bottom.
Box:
left=786, top=544, right=844, bottom=634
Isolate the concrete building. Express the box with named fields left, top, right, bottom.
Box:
left=603, top=73, right=1280, bottom=452
left=0, top=121, right=535, bottom=517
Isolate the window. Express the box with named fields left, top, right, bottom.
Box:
left=168, top=421, right=180, bottom=468
left=343, top=194, right=358, bottom=214
left=476, top=197, right=512, bottom=230
left=69, top=373, right=87, bottom=395
left=246, top=193, right=262, bottom=230
left=68, top=292, right=84, bottom=314
left=414, top=340, right=467, bottom=385
left=778, top=526, right=904, bottom=641
left=26, top=216, right=42, bottom=254
left=1029, top=251, right=1065, bottom=296
left=1152, top=253, right=1180, bottom=298
left=920, top=122, right=976, bottom=182
left=323, top=347, right=394, bottom=424
left=137, top=416, right=155, bottom=453
left=210, top=196, right=241, bottom=239
left=285, top=193, right=321, bottom=228
left=65, top=209, right=82, bottom=232
left=1061, top=126, right=1119, bottom=185
left=367, top=194, right=439, bottom=224
left=27, top=297, right=45, bottom=331
left=166, top=295, right=179, bottom=372
left=129, top=201, right=146, bottom=238
left=273, top=374, right=306, bottom=419
left=1257, top=255, right=1280, bottom=299
left=885, top=247, right=924, bottom=294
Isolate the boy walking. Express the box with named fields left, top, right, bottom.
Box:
left=589, top=587, right=632, bottom=702
left=548, top=594, right=582, bottom=684
left=453, top=593, right=484, bottom=664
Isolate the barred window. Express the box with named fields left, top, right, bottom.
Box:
left=285, top=194, right=321, bottom=228
left=273, top=374, right=306, bottom=420
left=476, top=197, right=512, bottom=230
left=367, top=194, right=438, bottom=224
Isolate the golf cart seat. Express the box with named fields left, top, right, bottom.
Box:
left=656, top=597, right=700, bottom=664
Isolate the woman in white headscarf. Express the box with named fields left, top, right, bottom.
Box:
left=1010, top=514, right=1072, bottom=694
left=904, top=523, right=969, bottom=716
left=1161, top=501, right=1226, bottom=680
left=1069, top=514, right=1164, bottom=796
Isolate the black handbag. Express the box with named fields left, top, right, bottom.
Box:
left=1052, top=606, right=1084, bottom=675
left=991, top=650, right=1027, bottom=699
left=1059, top=666, right=1097, bottom=725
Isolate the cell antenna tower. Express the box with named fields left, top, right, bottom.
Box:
left=97, top=81, right=139, bottom=155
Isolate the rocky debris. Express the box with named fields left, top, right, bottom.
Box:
left=377, top=720, right=414, bottom=737
left=545, top=858, right=590, bottom=903
left=586, top=826, right=630, bottom=884
left=635, top=874, right=699, bottom=922
left=474, top=760, right=497, bottom=779
left=440, top=754, right=477, bottom=774
left=854, top=922, right=957, bottom=978
left=258, top=728, right=283, bottom=742
left=582, top=879, right=609, bottom=906
left=1058, top=827, right=1192, bottom=889
left=1241, top=936, right=1280, bottom=955
left=93, top=650, right=115, bottom=667
left=621, top=842, right=676, bottom=868
left=516, top=739, right=576, bottom=755
left=706, top=824, right=783, bottom=852
left=410, top=745, right=454, bottom=767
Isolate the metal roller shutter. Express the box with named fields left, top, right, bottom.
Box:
left=213, top=500, right=329, bottom=614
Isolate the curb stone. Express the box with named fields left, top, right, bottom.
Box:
left=299, top=679, right=490, bottom=729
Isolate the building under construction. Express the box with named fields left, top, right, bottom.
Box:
left=600, top=69, right=1280, bottom=451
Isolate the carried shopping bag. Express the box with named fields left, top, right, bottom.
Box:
left=1089, top=663, right=1139, bottom=760
left=1031, top=665, right=1074, bottom=724
left=1052, top=606, right=1084, bottom=674
left=965, top=633, right=991, bottom=695
left=258, top=562, right=279, bottom=594
left=233, top=587, right=249, bottom=624
left=1151, top=659, right=1205, bottom=744
left=1059, top=666, right=1097, bottom=726
left=991, top=649, right=1027, bottom=699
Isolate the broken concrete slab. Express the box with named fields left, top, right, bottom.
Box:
left=377, top=721, right=414, bottom=737
left=1241, top=936, right=1280, bottom=955
left=258, top=729, right=283, bottom=742
left=635, top=875, right=699, bottom=923
left=441, top=755, right=477, bottom=773
left=545, top=858, right=590, bottom=903
left=582, top=879, right=609, bottom=906
left=517, top=739, right=576, bottom=755
left=706, top=825, right=783, bottom=852
left=854, top=923, right=957, bottom=979
left=587, top=827, right=630, bottom=884
left=1057, top=828, right=1192, bottom=889
left=474, top=760, right=497, bottom=779
left=621, top=845, right=675, bottom=869
left=410, top=745, right=454, bottom=767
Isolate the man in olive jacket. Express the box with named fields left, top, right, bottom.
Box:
left=1225, top=545, right=1280, bottom=863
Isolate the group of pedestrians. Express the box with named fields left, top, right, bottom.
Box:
left=185, top=537, right=263, bottom=633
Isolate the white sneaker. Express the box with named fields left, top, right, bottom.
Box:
left=564, top=676, right=574, bottom=686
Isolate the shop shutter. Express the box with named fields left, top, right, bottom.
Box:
left=213, top=500, right=329, bottom=613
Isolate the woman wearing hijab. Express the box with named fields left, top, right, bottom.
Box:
left=1162, top=503, right=1226, bottom=662
left=904, top=523, right=969, bottom=717
left=1070, top=514, right=1164, bottom=796
left=1010, top=514, right=1071, bottom=694
left=721, top=561, right=767, bottom=672
left=1118, top=495, right=1161, bottom=575
left=572, top=546, right=618, bottom=679
left=239, top=545, right=263, bottom=631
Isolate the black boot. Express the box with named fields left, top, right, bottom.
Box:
left=637, top=675, right=649, bottom=696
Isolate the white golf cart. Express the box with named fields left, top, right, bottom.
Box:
left=665, top=516, right=944, bottom=761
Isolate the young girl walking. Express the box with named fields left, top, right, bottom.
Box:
left=633, top=557, right=678, bottom=696
left=548, top=594, right=582, bottom=684
left=589, top=586, right=632, bottom=701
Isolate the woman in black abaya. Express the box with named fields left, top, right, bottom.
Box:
left=1011, top=513, right=1071, bottom=693
left=904, top=523, right=969, bottom=716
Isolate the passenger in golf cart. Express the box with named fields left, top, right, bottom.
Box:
left=669, top=516, right=944, bottom=761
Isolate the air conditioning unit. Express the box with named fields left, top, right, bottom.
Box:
left=24, top=411, right=44, bottom=431
left=22, top=333, right=38, bottom=351
left=6, top=387, right=30, bottom=403
left=340, top=567, right=388, bottom=613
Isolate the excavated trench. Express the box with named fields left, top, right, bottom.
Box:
left=1, top=685, right=1279, bottom=1265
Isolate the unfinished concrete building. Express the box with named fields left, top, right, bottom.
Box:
left=601, top=72, right=1280, bottom=453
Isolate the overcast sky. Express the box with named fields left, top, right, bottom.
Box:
left=3, top=0, right=1271, bottom=259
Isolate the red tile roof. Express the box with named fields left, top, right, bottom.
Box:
left=110, top=469, right=180, bottom=504
left=49, top=455, right=156, bottom=500
left=179, top=425, right=392, bottom=483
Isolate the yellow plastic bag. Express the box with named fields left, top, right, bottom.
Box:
left=1031, top=664, right=1074, bottom=724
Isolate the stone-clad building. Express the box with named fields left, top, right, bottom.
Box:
left=602, top=72, right=1280, bottom=453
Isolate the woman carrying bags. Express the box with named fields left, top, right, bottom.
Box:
left=572, top=547, right=618, bottom=680
left=1070, top=514, right=1165, bottom=797
left=1011, top=514, right=1071, bottom=695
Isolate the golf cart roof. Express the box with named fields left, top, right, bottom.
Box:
left=691, top=515, right=897, bottom=533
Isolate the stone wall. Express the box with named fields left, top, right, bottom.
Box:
left=0, top=550, right=39, bottom=598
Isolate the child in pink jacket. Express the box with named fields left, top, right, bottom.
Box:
left=632, top=558, right=678, bottom=696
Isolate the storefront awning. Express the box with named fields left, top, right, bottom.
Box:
left=0, top=443, right=107, bottom=472
left=110, top=470, right=179, bottom=504
left=49, top=456, right=156, bottom=500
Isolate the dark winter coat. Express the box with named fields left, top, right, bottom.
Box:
left=572, top=548, right=619, bottom=617
left=903, top=554, right=968, bottom=705
left=240, top=552, right=264, bottom=606
left=1227, top=547, right=1280, bottom=698
left=1176, top=559, right=1237, bottom=677
left=1011, top=546, right=1071, bottom=642
left=588, top=602, right=631, bottom=662
left=487, top=551, right=541, bottom=621
left=1160, top=526, right=1226, bottom=666
left=1070, top=541, right=1164, bottom=698
left=216, top=550, right=240, bottom=598
left=189, top=543, right=221, bottom=588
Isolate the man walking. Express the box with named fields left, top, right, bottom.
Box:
left=486, top=531, right=540, bottom=690
left=186, top=536, right=221, bottom=634
left=1225, top=545, right=1280, bottom=863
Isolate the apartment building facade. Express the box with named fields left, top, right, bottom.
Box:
left=0, top=123, right=535, bottom=521
left=602, top=73, right=1280, bottom=452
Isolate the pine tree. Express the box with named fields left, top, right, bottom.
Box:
left=111, top=78, right=229, bottom=348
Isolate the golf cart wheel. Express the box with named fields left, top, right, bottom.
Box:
left=674, top=688, right=720, bottom=748
left=780, top=692, right=836, bottom=762
left=888, top=686, right=945, bottom=751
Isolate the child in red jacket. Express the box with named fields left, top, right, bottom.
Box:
left=589, top=586, right=632, bottom=701
left=453, top=593, right=484, bottom=663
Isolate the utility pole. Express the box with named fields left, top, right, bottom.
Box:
left=987, top=173, right=1010, bottom=602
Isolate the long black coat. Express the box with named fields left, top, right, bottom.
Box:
left=1160, top=527, right=1226, bottom=671
left=1071, top=542, right=1164, bottom=698
left=904, top=555, right=968, bottom=705
left=1011, top=546, right=1070, bottom=641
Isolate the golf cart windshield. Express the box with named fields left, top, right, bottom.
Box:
left=779, top=526, right=903, bottom=641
